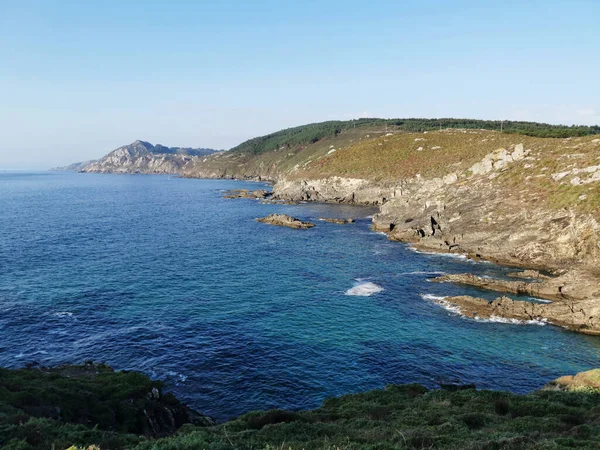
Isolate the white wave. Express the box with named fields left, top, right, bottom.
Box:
left=524, top=297, right=552, bottom=304
left=54, top=311, right=74, bottom=318
left=474, top=315, right=547, bottom=326
left=166, top=370, right=188, bottom=383
left=409, top=247, right=467, bottom=260
left=15, top=350, right=49, bottom=359
left=420, top=294, right=462, bottom=314
left=345, top=281, right=384, bottom=296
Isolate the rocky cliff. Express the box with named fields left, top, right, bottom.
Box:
left=55, top=140, right=219, bottom=174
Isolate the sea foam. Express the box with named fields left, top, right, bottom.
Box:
left=474, top=316, right=547, bottom=326
left=420, top=294, right=462, bottom=314
left=345, top=281, right=384, bottom=296
left=408, top=247, right=467, bottom=260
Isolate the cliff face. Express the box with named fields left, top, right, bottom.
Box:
left=57, top=140, right=219, bottom=174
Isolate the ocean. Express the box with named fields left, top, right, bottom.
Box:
left=1, top=171, right=598, bottom=420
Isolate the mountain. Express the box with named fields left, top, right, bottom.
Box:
left=54, top=140, right=220, bottom=174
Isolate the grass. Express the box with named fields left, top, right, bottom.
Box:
left=2, top=366, right=600, bottom=449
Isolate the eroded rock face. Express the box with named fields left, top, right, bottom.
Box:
left=273, top=177, right=397, bottom=205
left=257, top=214, right=315, bottom=229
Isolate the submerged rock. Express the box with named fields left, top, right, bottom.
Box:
left=257, top=214, right=315, bottom=229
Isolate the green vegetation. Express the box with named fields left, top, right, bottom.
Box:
left=230, top=119, right=600, bottom=156
left=2, top=365, right=600, bottom=449
left=0, top=363, right=211, bottom=450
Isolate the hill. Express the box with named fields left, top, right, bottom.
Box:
left=54, top=140, right=219, bottom=174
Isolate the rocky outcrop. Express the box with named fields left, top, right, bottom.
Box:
left=429, top=272, right=600, bottom=334
left=426, top=293, right=600, bottom=334
left=507, top=269, right=550, bottom=280
left=367, top=142, right=600, bottom=274
left=273, top=177, right=396, bottom=205
left=257, top=214, right=315, bottom=229
left=223, top=189, right=271, bottom=199
left=544, top=369, right=600, bottom=392
left=66, top=140, right=219, bottom=175
left=319, top=218, right=355, bottom=224
left=432, top=273, right=567, bottom=301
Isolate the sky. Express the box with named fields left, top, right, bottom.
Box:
left=1, top=0, right=599, bottom=169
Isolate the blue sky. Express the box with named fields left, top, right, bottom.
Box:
left=1, top=0, right=599, bottom=169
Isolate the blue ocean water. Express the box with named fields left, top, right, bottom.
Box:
left=1, top=172, right=599, bottom=421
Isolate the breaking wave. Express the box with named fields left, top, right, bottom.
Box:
left=345, top=281, right=384, bottom=296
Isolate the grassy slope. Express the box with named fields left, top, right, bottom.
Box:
left=2, top=366, right=600, bottom=450
left=300, top=130, right=600, bottom=218
left=185, top=119, right=599, bottom=181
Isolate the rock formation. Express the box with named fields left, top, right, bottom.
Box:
left=223, top=189, right=271, bottom=199
left=319, top=218, right=355, bottom=224
left=257, top=214, right=315, bottom=229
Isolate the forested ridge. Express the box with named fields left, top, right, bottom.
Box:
left=230, top=118, right=600, bottom=155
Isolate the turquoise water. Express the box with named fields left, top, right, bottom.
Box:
left=1, top=172, right=599, bottom=420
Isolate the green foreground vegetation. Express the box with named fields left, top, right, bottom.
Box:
left=2, top=365, right=600, bottom=450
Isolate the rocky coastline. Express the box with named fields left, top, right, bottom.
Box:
left=262, top=142, right=600, bottom=335
left=57, top=129, right=600, bottom=334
